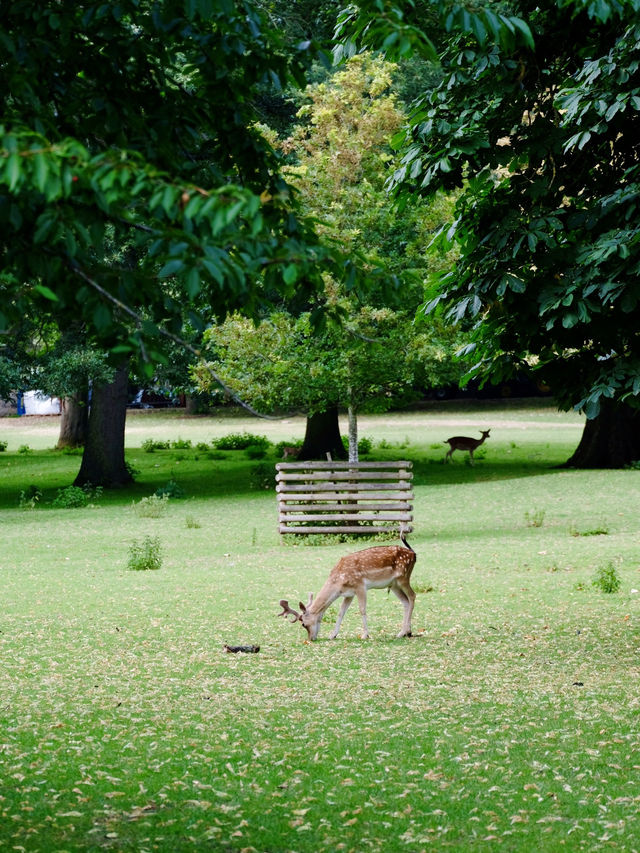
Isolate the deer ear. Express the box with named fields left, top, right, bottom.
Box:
left=299, top=601, right=306, bottom=613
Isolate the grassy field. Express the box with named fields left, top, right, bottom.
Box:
left=1, top=401, right=639, bottom=852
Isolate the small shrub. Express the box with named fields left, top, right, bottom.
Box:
left=18, top=444, right=32, bottom=455
left=213, top=432, right=271, bottom=451
left=525, top=509, right=546, bottom=528
left=570, top=521, right=610, bottom=537
left=133, top=493, right=169, bottom=518
left=341, top=436, right=373, bottom=455
left=185, top=515, right=201, bottom=529
left=205, top=450, right=228, bottom=460
left=171, top=437, right=192, bottom=450
left=60, top=446, right=83, bottom=456
left=358, top=436, right=373, bottom=455
left=246, top=443, right=268, bottom=460
left=52, top=484, right=102, bottom=508
left=128, top=536, right=163, bottom=571
left=19, top=485, right=42, bottom=509
left=0, top=440, right=7, bottom=451
left=196, top=442, right=210, bottom=452
left=141, top=438, right=171, bottom=453
left=250, top=462, right=276, bottom=490
left=155, top=479, right=184, bottom=499
left=592, top=562, right=621, bottom=594
left=125, top=460, right=140, bottom=481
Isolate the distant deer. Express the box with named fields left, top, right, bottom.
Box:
left=444, top=429, right=491, bottom=465
left=281, top=445, right=300, bottom=459
left=278, top=534, right=416, bottom=641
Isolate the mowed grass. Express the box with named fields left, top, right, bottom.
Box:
left=1, top=401, right=639, bottom=852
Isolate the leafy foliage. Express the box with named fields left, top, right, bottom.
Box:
left=592, top=561, right=622, bottom=593
left=196, top=56, right=464, bottom=433
left=0, top=1, right=360, bottom=368
left=340, top=1, right=640, bottom=420
left=127, top=535, right=163, bottom=571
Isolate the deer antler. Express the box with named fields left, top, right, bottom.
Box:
left=278, top=599, right=301, bottom=622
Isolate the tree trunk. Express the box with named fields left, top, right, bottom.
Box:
left=298, top=407, right=347, bottom=461
left=57, top=394, right=89, bottom=449
left=563, top=399, right=640, bottom=468
left=347, top=404, right=359, bottom=463
left=74, top=364, right=133, bottom=487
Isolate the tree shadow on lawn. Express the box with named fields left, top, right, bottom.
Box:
left=411, top=455, right=570, bottom=488
left=0, top=445, right=574, bottom=512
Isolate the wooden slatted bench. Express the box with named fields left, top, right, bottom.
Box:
left=276, top=460, right=413, bottom=536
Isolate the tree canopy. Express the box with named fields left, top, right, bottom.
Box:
left=195, top=54, right=463, bottom=458
left=0, top=1, right=360, bottom=372
left=338, top=0, right=640, bottom=465
left=340, top=0, right=640, bottom=417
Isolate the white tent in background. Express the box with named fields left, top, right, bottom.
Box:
left=22, top=391, right=61, bottom=415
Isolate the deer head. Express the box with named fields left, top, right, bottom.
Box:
left=278, top=595, right=318, bottom=638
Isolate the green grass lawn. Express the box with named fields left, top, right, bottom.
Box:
left=1, top=401, right=639, bottom=852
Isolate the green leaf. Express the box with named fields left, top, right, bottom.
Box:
left=6, top=153, right=21, bottom=190
left=185, top=266, right=201, bottom=298
left=283, top=263, right=298, bottom=285
left=33, top=284, right=59, bottom=302
left=158, top=259, right=184, bottom=278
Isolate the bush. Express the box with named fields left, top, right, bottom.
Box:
left=19, top=485, right=42, bottom=509
left=250, top=462, right=276, bottom=490
left=0, top=440, right=7, bottom=451
left=51, top=484, right=102, bottom=508
left=341, top=436, right=373, bottom=455
left=213, top=432, right=271, bottom=451
left=132, top=494, right=169, bottom=518
left=141, top=438, right=171, bottom=452
left=127, top=536, right=163, bottom=571
left=155, top=480, right=185, bottom=499
left=246, top=443, right=268, bottom=460
left=170, top=438, right=192, bottom=450
left=525, top=509, right=546, bottom=528
left=593, top=562, right=621, bottom=594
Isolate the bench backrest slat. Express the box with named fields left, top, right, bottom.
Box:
left=276, top=460, right=413, bottom=536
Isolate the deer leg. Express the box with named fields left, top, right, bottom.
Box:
left=391, top=581, right=415, bottom=637
left=355, top=588, right=370, bottom=639
left=329, top=595, right=353, bottom=639
left=468, top=450, right=475, bottom=466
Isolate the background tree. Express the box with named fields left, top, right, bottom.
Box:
left=340, top=0, right=640, bottom=467
left=196, top=54, right=462, bottom=458
left=1, top=1, right=360, bottom=485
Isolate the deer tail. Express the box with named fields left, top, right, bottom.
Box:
left=400, top=532, right=415, bottom=553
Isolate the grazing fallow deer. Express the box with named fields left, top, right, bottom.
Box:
left=444, top=429, right=491, bottom=465
left=278, top=534, right=417, bottom=641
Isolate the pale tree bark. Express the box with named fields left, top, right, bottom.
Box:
left=74, top=363, right=132, bottom=487
left=347, top=404, right=359, bottom=463
left=56, top=393, right=89, bottom=449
